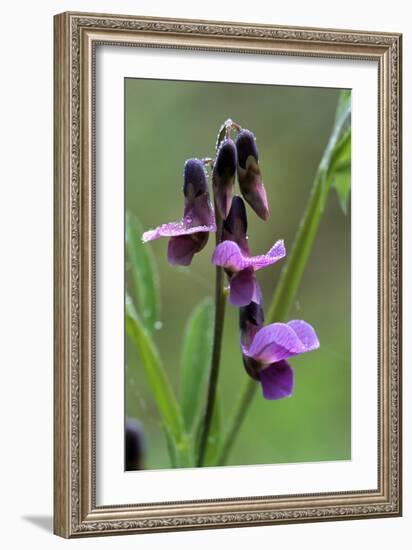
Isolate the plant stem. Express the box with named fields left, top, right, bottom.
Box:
left=217, top=176, right=324, bottom=465
left=217, top=378, right=256, bottom=465
left=217, top=94, right=351, bottom=464
left=216, top=168, right=325, bottom=465
left=267, top=168, right=324, bottom=323
left=197, top=212, right=227, bottom=467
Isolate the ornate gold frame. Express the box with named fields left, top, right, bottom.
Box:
left=53, top=11, right=402, bottom=538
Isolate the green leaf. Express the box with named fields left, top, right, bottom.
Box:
left=334, top=89, right=351, bottom=126
left=125, top=297, right=191, bottom=466
left=180, top=298, right=214, bottom=433
left=319, top=93, right=351, bottom=211
left=126, top=213, right=161, bottom=332
left=330, top=130, right=351, bottom=214
left=332, top=167, right=351, bottom=214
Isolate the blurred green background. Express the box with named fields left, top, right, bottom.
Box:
left=125, top=78, right=351, bottom=469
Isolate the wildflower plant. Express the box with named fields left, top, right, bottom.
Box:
left=126, top=91, right=351, bottom=469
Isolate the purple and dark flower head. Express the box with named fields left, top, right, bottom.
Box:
left=211, top=196, right=285, bottom=307
left=235, top=129, right=269, bottom=221
left=239, top=301, right=320, bottom=400
left=212, top=138, right=237, bottom=219
left=125, top=418, right=145, bottom=470
left=142, top=158, right=216, bottom=266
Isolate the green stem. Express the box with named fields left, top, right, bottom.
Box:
left=197, top=212, right=227, bottom=467
left=217, top=170, right=324, bottom=465
left=217, top=168, right=326, bottom=465
left=218, top=96, right=351, bottom=464
left=217, top=379, right=256, bottom=465
left=267, top=167, right=324, bottom=323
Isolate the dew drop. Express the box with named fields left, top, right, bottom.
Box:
left=154, top=321, right=163, bottom=330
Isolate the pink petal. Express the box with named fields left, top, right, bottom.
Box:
left=259, top=360, right=294, bottom=400
left=245, top=323, right=307, bottom=364
left=245, top=320, right=319, bottom=365
left=211, top=240, right=246, bottom=271
left=142, top=218, right=216, bottom=243
left=229, top=269, right=260, bottom=307
left=248, top=240, right=286, bottom=271
left=287, top=320, right=320, bottom=351
left=211, top=239, right=286, bottom=273
left=167, top=235, right=208, bottom=266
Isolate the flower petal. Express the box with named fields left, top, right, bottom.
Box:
left=213, top=138, right=237, bottom=219
left=230, top=269, right=260, bottom=307
left=183, top=158, right=208, bottom=199
left=211, top=240, right=246, bottom=271
left=259, top=360, right=294, bottom=400
left=245, top=320, right=319, bottom=364
left=248, top=240, right=286, bottom=271
left=236, top=129, right=259, bottom=168
left=183, top=194, right=216, bottom=228
left=287, top=320, right=320, bottom=352
left=142, top=218, right=216, bottom=243
left=245, top=322, right=307, bottom=364
left=211, top=240, right=285, bottom=273
left=167, top=233, right=208, bottom=266
left=236, top=130, right=269, bottom=221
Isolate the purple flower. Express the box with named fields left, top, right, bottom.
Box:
left=235, top=129, right=269, bottom=221
left=211, top=198, right=286, bottom=307
left=212, top=138, right=237, bottom=219
left=142, top=159, right=216, bottom=266
left=125, top=418, right=145, bottom=470
left=239, top=302, right=320, bottom=400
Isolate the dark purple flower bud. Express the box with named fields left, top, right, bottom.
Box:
left=239, top=298, right=264, bottom=343
left=239, top=299, right=264, bottom=381
left=213, top=138, right=237, bottom=219
left=125, top=418, right=145, bottom=470
left=183, top=157, right=208, bottom=201
left=235, top=129, right=269, bottom=221
left=142, top=159, right=216, bottom=266
left=222, top=195, right=249, bottom=254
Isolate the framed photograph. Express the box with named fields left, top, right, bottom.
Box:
left=53, top=11, right=402, bottom=537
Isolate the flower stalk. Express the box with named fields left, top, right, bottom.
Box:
left=196, top=205, right=226, bottom=466
left=197, top=209, right=226, bottom=466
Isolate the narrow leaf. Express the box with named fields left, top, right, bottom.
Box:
left=126, top=213, right=161, bottom=332
left=319, top=94, right=351, bottom=211
left=125, top=297, right=191, bottom=466
left=330, top=130, right=351, bottom=214
left=180, top=298, right=214, bottom=432
left=335, top=89, right=351, bottom=126
left=332, top=168, right=351, bottom=214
